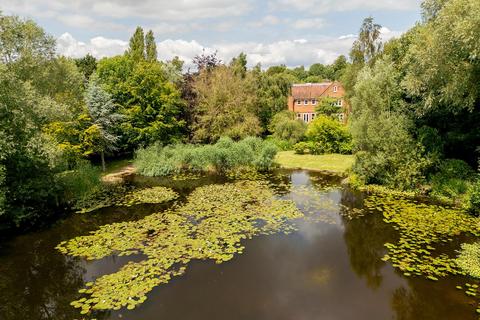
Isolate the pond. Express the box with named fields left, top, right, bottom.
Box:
left=0, top=170, right=477, bottom=320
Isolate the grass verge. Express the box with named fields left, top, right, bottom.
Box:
left=275, top=151, right=354, bottom=174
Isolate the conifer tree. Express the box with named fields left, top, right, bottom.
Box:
left=145, top=30, right=157, bottom=62
left=85, top=77, right=122, bottom=171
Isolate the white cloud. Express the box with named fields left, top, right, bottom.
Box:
left=56, top=33, right=128, bottom=58
left=269, top=0, right=420, bottom=13
left=56, top=32, right=362, bottom=68
left=249, top=15, right=281, bottom=28
left=338, top=34, right=356, bottom=40
left=2, top=0, right=253, bottom=22
left=292, top=18, right=325, bottom=29
left=57, top=14, right=126, bottom=31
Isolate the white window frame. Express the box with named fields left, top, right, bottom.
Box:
left=304, top=99, right=308, bottom=105
left=333, top=85, right=338, bottom=93
left=312, top=99, right=317, bottom=105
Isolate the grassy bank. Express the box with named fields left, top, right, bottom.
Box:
left=275, top=151, right=354, bottom=174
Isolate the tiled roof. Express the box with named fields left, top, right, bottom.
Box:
left=291, top=82, right=332, bottom=99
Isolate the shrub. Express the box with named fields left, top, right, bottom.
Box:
left=293, top=142, right=314, bottom=155
left=468, top=177, right=480, bottom=215
left=265, top=136, right=293, bottom=151
left=268, top=111, right=306, bottom=144
left=430, top=159, right=475, bottom=202
left=305, top=115, right=352, bottom=154
left=58, top=160, right=104, bottom=208
left=135, top=137, right=278, bottom=177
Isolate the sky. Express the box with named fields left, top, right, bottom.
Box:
left=2, top=0, right=422, bottom=69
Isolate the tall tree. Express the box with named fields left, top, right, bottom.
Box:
left=230, top=52, right=247, bottom=78
left=75, top=54, right=97, bottom=81
left=192, top=50, right=222, bottom=72
left=193, top=66, right=261, bottom=142
left=127, top=26, right=145, bottom=62
left=84, top=77, right=122, bottom=171
left=0, top=65, right=59, bottom=226
left=0, top=13, right=55, bottom=64
left=145, top=30, right=157, bottom=62
left=350, top=17, right=383, bottom=65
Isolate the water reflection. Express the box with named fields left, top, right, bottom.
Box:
left=0, top=170, right=476, bottom=320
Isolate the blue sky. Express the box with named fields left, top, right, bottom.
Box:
left=2, top=0, right=422, bottom=68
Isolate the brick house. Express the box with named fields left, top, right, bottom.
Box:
left=287, top=81, right=349, bottom=123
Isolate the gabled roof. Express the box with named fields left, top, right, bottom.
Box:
left=291, top=82, right=333, bottom=99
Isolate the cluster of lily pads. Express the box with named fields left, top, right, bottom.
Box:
left=75, top=186, right=178, bottom=213
left=117, top=186, right=179, bottom=206
left=57, top=180, right=302, bottom=314
left=364, top=194, right=480, bottom=280
left=456, top=242, right=480, bottom=279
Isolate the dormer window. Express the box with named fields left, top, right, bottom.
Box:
left=333, top=86, right=338, bottom=93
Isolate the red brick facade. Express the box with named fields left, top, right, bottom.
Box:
left=287, top=81, right=349, bottom=123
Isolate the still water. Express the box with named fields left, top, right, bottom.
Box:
left=0, top=170, right=475, bottom=320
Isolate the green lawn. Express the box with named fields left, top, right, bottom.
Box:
left=275, top=151, right=354, bottom=174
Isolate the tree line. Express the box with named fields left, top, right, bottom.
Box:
left=344, top=0, right=480, bottom=212
left=0, top=13, right=349, bottom=230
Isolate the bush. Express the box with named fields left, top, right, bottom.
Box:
left=293, top=142, right=314, bottom=155
left=305, top=115, right=352, bottom=154
left=268, top=111, right=306, bottom=144
left=265, top=136, right=293, bottom=151
left=58, top=160, right=104, bottom=207
left=468, top=177, right=480, bottom=215
left=135, top=137, right=278, bottom=177
left=430, top=159, right=475, bottom=202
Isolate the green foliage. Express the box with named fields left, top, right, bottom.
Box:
left=457, top=242, right=480, bottom=279
left=315, top=96, right=344, bottom=118
left=57, top=160, right=103, bottom=208
left=404, top=0, right=480, bottom=112
left=268, top=110, right=306, bottom=144
left=0, top=64, right=60, bottom=227
left=430, top=159, right=475, bottom=203
left=75, top=54, right=97, bottom=81
left=84, top=76, right=122, bottom=169
left=145, top=30, right=157, bottom=62
left=253, top=69, right=294, bottom=131
left=57, top=181, right=302, bottom=313
left=135, top=137, right=278, bottom=176
left=265, top=136, right=293, bottom=151
left=350, top=59, right=429, bottom=190
left=469, top=178, right=480, bottom=215
left=0, top=13, right=55, bottom=65
left=293, top=142, right=314, bottom=155
left=97, top=56, right=185, bottom=149
left=305, top=115, right=352, bottom=154
left=126, top=26, right=145, bottom=62
left=350, top=17, right=383, bottom=65
left=192, top=66, right=261, bottom=142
